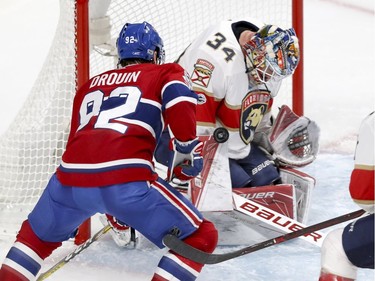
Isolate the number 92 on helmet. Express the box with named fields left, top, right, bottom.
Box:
left=117, top=21, right=165, bottom=65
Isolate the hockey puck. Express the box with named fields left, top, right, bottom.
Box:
left=213, top=127, right=229, bottom=143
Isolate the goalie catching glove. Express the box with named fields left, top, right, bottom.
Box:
left=168, top=137, right=204, bottom=182
left=269, top=105, right=320, bottom=167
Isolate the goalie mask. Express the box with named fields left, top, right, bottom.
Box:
left=243, top=25, right=300, bottom=84
left=117, top=21, right=165, bottom=65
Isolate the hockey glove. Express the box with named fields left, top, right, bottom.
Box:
left=105, top=214, right=129, bottom=234
left=104, top=214, right=138, bottom=248
left=168, top=137, right=204, bottom=182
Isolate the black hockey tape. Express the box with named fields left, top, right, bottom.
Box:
left=213, top=127, right=229, bottom=143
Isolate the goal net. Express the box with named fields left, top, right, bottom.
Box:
left=0, top=0, right=302, bottom=238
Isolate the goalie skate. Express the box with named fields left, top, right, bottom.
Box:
left=99, top=215, right=138, bottom=248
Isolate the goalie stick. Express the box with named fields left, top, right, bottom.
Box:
left=36, top=224, right=112, bottom=281
left=163, top=209, right=366, bottom=264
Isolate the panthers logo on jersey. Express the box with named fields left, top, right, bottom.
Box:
left=240, top=90, right=271, bottom=144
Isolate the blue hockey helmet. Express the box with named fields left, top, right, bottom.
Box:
left=243, top=25, right=300, bottom=84
left=117, top=21, right=165, bottom=64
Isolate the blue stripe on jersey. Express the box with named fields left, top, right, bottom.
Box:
left=162, top=83, right=198, bottom=112
left=158, top=256, right=196, bottom=281
left=6, top=246, right=41, bottom=276
left=131, top=101, right=163, bottom=139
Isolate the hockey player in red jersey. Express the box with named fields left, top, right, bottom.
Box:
left=155, top=19, right=309, bottom=189
left=318, top=112, right=374, bottom=281
left=0, top=21, right=218, bottom=281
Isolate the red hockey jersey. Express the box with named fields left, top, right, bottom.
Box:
left=57, top=63, right=197, bottom=187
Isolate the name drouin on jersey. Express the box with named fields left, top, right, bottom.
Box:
left=90, top=71, right=141, bottom=88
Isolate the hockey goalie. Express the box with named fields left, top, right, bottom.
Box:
left=158, top=20, right=321, bottom=242
left=153, top=22, right=319, bottom=228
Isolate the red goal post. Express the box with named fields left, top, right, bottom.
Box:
left=0, top=0, right=303, bottom=244
left=292, top=0, right=304, bottom=116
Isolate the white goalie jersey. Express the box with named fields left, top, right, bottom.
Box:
left=177, top=18, right=282, bottom=160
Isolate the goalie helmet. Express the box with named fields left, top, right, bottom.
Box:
left=117, top=21, right=165, bottom=64
left=243, top=25, right=300, bottom=84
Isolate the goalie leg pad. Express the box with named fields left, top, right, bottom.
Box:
left=232, top=144, right=280, bottom=187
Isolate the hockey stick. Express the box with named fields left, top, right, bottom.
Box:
left=163, top=209, right=366, bottom=264
left=36, top=224, right=112, bottom=281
